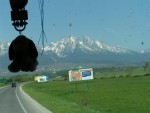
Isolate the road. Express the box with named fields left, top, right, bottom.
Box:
left=0, top=83, right=52, bottom=113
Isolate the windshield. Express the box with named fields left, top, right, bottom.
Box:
left=0, top=0, right=150, bottom=113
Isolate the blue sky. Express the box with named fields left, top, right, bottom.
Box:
left=0, top=0, right=150, bottom=51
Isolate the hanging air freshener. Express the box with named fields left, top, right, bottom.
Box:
left=10, top=0, right=28, bottom=33
left=8, top=35, right=38, bottom=72
left=8, top=0, right=38, bottom=72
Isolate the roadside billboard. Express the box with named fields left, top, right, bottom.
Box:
left=38, top=76, right=46, bottom=82
left=69, top=68, right=93, bottom=82
left=36, top=75, right=50, bottom=82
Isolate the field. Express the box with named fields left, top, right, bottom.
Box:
left=23, top=71, right=150, bottom=113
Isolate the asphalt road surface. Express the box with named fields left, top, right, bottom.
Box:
left=0, top=83, right=52, bottom=113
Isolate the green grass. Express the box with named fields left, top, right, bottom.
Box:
left=23, top=75, right=150, bottom=113
left=0, top=83, right=5, bottom=87
left=95, top=67, right=146, bottom=79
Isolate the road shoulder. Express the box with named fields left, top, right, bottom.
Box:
left=17, top=83, right=52, bottom=113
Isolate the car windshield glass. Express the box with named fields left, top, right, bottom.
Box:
left=0, top=0, right=150, bottom=113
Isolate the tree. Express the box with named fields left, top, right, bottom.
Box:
left=126, top=66, right=134, bottom=77
left=110, top=66, right=117, bottom=78
left=63, top=74, right=69, bottom=80
left=144, top=61, right=150, bottom=75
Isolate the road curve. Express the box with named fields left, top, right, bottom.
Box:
left=0, top=84, right=52, bottom=113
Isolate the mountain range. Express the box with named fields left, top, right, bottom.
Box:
left=40, top=36, right=150, bottom=67
left=0, top=36, right=150, bottom=72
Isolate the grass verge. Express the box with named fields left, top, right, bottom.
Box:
left=23, top=76, right=150, bottom=113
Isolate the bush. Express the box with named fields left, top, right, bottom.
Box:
left=118, top=75, right=123, bottom=78
left=110, top=76, right=116, bottom=79
left=133, top=75, right=140, bottom=77
left=126, top=75, right=131, bottom=77
left=144, top=73, right=150, bottom=76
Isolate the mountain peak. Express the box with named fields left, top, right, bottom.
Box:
left=43, top=36, right=131, bottom=57
left=62, top=36, right=77, bottom=43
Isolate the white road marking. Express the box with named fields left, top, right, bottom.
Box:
left=0, top=85, right=9, bottom=89
left=15, top=89, right=28, bottom=113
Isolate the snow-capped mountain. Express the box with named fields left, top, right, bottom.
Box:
left=44, top=36, right=131, bottom=57
left=0, top=36, right=150, bottom=69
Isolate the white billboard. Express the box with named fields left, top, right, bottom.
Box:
left=37, top=75, right=50, bottom=82
left=69, top=68, right=93, bottom=82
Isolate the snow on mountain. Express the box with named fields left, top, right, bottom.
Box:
left=44, top=36, right=131, bottom=57
left=0, top=42, right=10, bottom=56
left=140, top=49, right=150, bottom=54
left=44, top=36, right=77, bottom=57
left=0, top=35, right=140, bottom=61
left=0, top=36, right=132, bottom=57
